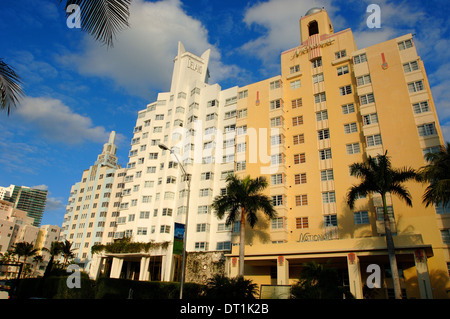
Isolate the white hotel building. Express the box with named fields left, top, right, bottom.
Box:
left=87, top=42, right=241, bottom=281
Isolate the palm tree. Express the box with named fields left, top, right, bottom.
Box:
left=417, top=142, right=450, bottom=209
left=0, top=59, right=24, bottom=115
left=61, top=240, right=77, bottom=266
left=60, top=0, right=132, bottom=48
left=32, top=255, right=44, bottom=277
left=212, top=175, right=276, bottom=277
left=347, top=151, right=417, bottom=299
left=11, top=242, right=39, bottom=265
left=42, top=241, right=63, bottom=277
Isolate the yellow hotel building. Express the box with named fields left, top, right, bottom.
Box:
left=226, top=8, right=450, bottom=299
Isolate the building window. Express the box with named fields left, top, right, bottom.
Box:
left=160, top=225, right=171, bottom=234
left=353, top=53, right=367, bottom=64
left=342, top=103, right=355, bottom=114
left=311, top=58, right=322, bottom=68
left=316, top=110, right=328, bottom=121
left=270, top=116, right=283, bottom=127
left=292, top=116, right=303, bottom=126
left=237, top=109, right=247, bottom=118
left=344, top=122, right=358, bottom=134
left=294, top=173, right=307, bottom=185
left=292, top=98, right=303, bottom=109
left=271, top=153, right=284, bottom=165
left=318, top=129, right=330, bottom=140
left=337, top=65, right=349, bottom=76
left=320, top=169, right=334, bottom=181
left=199, top=188, right=211, bottom=197
left=408, top=80, right=424, bottom=93
left=335, top=50, right=346, bottom=59
left=270, top=99, right=282, bottom=110
left=363, top=113, right=378, bottom=126
left=376, top=206, right=394, bottom=221
left=440, top=229, right=450, bottom=244
left=271, top=134, right=284, bottom=146
left=360, top=93, right=375, bottom=105
left=271, top=174, right=284, bottom=185
left=296, top=217, right=309, bottom=229
left=236, top=161, right=246, bottom=171
left=290, top=80, right=301, bottom=89
left=356, top=74, right=371, bottom=86
left=270, top=80, right=281, bottom=90
left=271, top=217, right=285, bottom=229
left=293, top=134, right=305, bottom=145
left=324, top=215, right=338, bottom=227
left=366, top=134, right=382, bottom=147
left=314, top=92, right=326, bottom=103
left=354, top=211, right=369, bottom=225
left=312, top=73, right=324, bottom=83
left=435, top=203, right=450, bottom=215
left=346, top=143, right=361, bottom=155
left=417, top=123, right=437, bottom=137
left=322, top=191, right=336, bottom=204
left=137, top=227, right=147, bottom=235
left=195, top=242, right=208, bottom=251
left=339, top=85, right=352, bottom=96
left=290, top=65, right=300, bottom=73
left=398, top=39, right=413, bottom=50
left=403, top=61, right=419, bottom=73
left=319, top=148, right=332, bottom=160
left=295, top=194, right=308, bottom=206
left=412, top=101, right=430, bottom=114
left=294, top=153, right=306, bottom=164
left=216, top=241, right=231, bottom=251
left=238, top=90, right=248, bottom=99
left=272, top=195, right=284, bottom=206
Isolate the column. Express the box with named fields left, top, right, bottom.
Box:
left=89, top=255, right=105, bottom=280
left=139, top=257, right=151, bottom=281
left=277, top=256, right=289, bottom=285
left=347, top=253, right=363, bottom=299
left=414, top=249, right=433, bottom=299
left=229, top=257, right=239, bottom=277
left=110, top=257, right=124, bottom=279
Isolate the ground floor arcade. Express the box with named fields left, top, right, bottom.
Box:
left=225, top=234, right=450, bottom=299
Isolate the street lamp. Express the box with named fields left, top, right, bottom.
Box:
left=158, top=143, right=191, bottom=299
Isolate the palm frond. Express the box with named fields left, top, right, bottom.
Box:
left=0, top=59, right=24, bottom=115
left=62, top=0, right=131, bottom=48
left=389, top=183, right=413, bottom=207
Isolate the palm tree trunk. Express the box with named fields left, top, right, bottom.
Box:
left=239, top=207, right=246, bottom=277
left=382, top=194, right=402, bottom=299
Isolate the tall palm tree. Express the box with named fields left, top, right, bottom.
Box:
left=11, top=242, right=39, bottom=265
left=212, top=175, right=276, bottom=277
left=417, top=142, right=450, bottom=209
left=0, top=59, right=24, bottom=115
left=61, top=240, right=77, bottom=266
left=42, top=241, right=63, bottom=277
left=347, top=151, right=417, bottom=299
left=32, top=255, right=44, bottom=277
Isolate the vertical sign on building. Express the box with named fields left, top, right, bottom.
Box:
left=173, top=223, right=185, bottom=255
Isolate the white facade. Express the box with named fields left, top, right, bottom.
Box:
left=100, top=42, right=239, bottom=280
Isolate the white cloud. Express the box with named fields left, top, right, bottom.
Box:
left=240, top=0, right=334, bottom=72
left=31, top=184, right=49, bottom=191
left=14, top=96, right=124, bottom=145
left=60, top=0, right=243, bottom=98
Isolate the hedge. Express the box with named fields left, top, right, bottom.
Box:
left=13, top=277, right=204, bottom=299
left=95, top=278, right=204, bottom=299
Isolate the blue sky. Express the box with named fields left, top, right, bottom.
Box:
left=1, top=0, right=449, bottom=227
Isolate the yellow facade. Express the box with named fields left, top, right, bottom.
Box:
left=227, top=8, right=449, bottom=299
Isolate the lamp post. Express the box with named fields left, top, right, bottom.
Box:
left=158, top=143, right=191, bottom=299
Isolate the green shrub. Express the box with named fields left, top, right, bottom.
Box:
left=94, top=278, right=204, bottom=299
